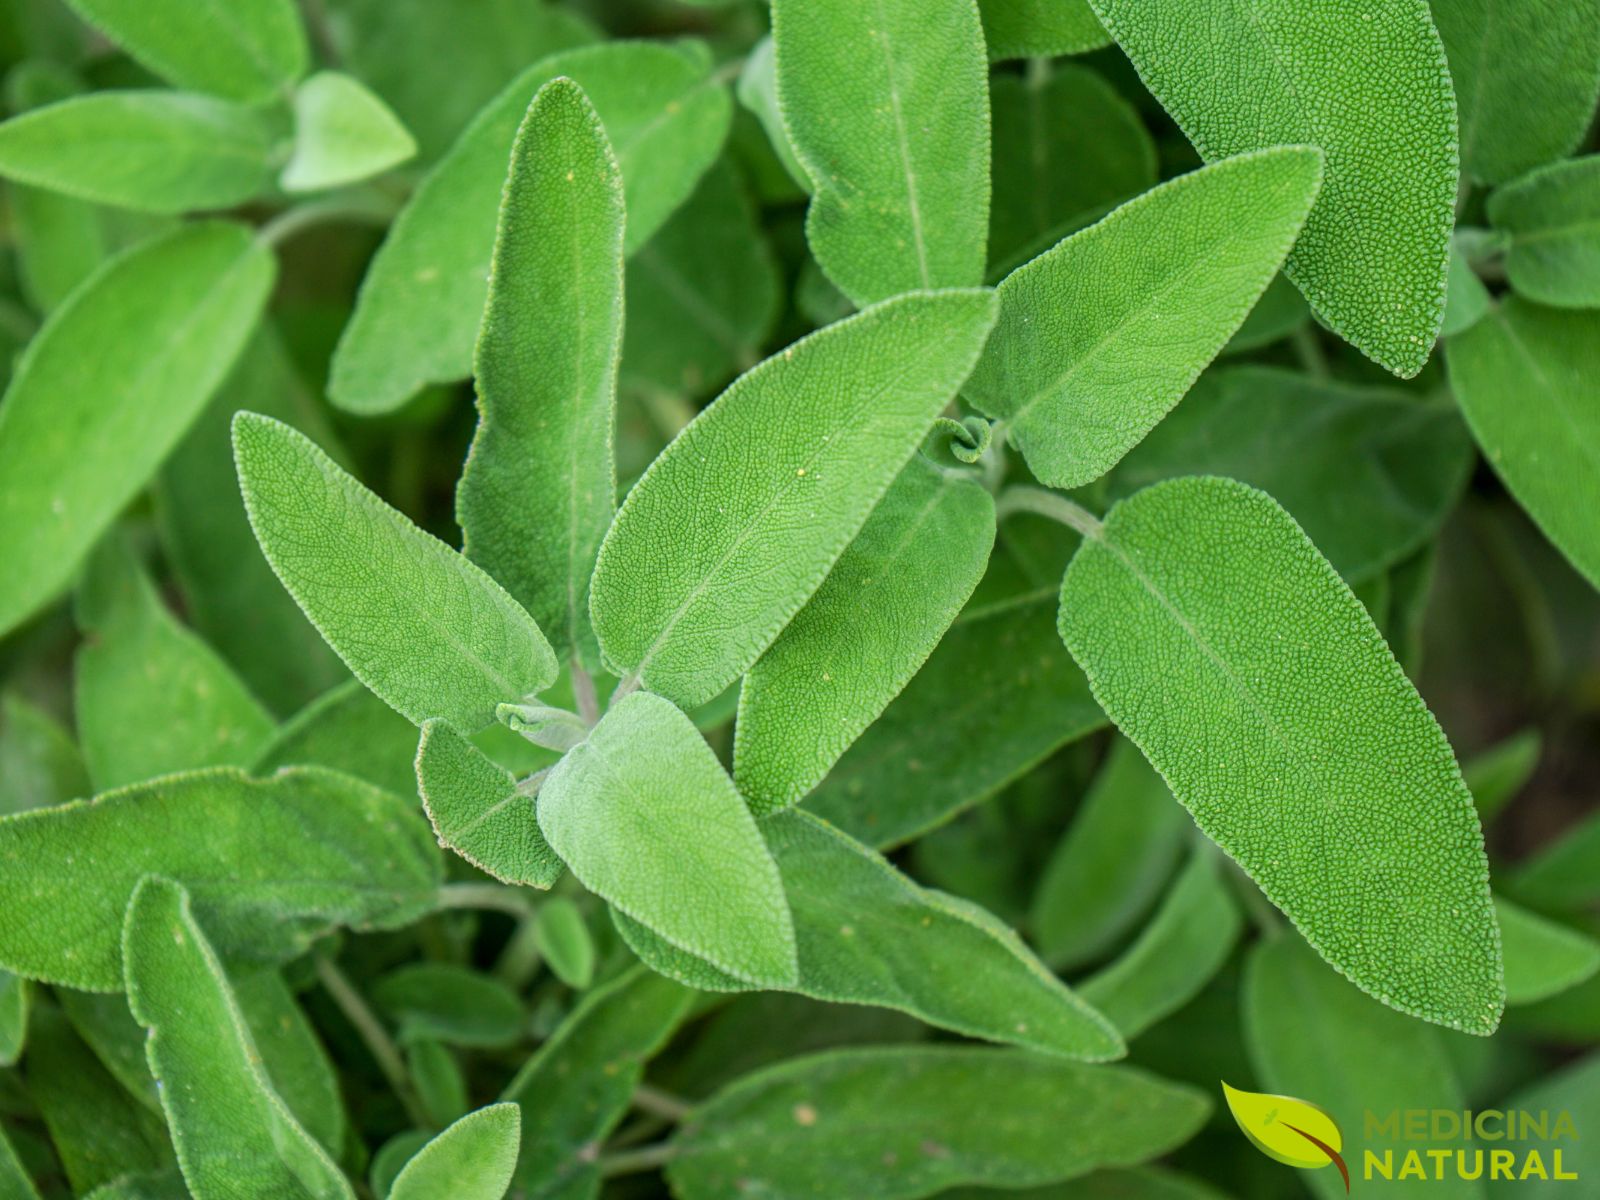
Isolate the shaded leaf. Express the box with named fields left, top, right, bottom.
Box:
left=535, top=898, right=595, bottom=989
left=1462, top=728, right=1541, bottom=822
left=1496, top=895, right=1600, bottom=1005
left=1488, top=155, right=1600, bottom=308
left=0, top=692, right=89, bottom=815
left=1508, top=810, right=1600, bottom=912
left=1486, top=1055, right=1600, bottom=1198
left=373, top=963, right=525, bottom=1047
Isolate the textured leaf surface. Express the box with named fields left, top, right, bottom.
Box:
left=736, top=457, right=994, bottom=812
left=1090, top=0, right=1457, bottom=376
left=1448, top=299, right=1600, bottom=591
left=330, top=41, right=731, bottom=414
left=979, top=0, right=1109, bottom=59
left=667, top=1047, right=1209, bottom=1200
left=1496, top=896, right=1600, bottom=1005
left=773, top=0, right=990, bottom=305
left=458, top=78, right=623, bottom=668
left=0, top=766, right=440, bottom=990
left=1059, top=477, right=1502, bottom=1033
left=282, top=71, right=415, bottom=192
left=0, top=222, right=273, bottom=636
left=591, top=289, right=997, bottom=707
left=966, top=148, right=1322, bottom=489
left=389, top=1105, right=519, bottom=1200
left=233, top=413, right=557, bottom=730
left=1488, top=156, right=1600, bottom=308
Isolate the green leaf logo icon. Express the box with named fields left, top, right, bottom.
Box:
left=1222, top=1082, right=1349, bottom=1192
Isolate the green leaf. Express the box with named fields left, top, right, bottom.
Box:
left=1030, top=738, right=1189, bottom=970
left=1462, top=728, right=1541, bottom=822
left=83, top=1170, right=189, bottom=1200
left=1488, top=1054, right=1600, bottom=1197
left=0, top=91, right=273, bottom=212
left=62, top=0, right=306, bottom=103
left=501, top=966, right=692, bottom=1197
left=123, top=877, right=353, bottom=1200
left=1442, top=241, right=1493, bottom=337
left=736, top=37, right=808, bottom=192
left=0, top=692, right=90, bottom=814
left=0, top=970, right=25, bottom=1066
left=1058, top=476, right=1502, bottom=1033
left=535, top=898, right=595, bottom=989
left=537, top=692, right=796, bottom=987
left=457, top=78, right=623, bottom=669
left=1447, top=298, right=1600, bottom=591
left=591, top=289, right=998, bottom=707
left=257, top=680, right=418, bottom=798
left=388, top=1104, right=520, bottom=1200
left=1432, top=0, right=1600, bottom=185
left=1108, top=366, right=1473, bottom=583
left=666, top=1047, right=1209, bottom=1200
left=0, top=765, right=441, bottom=990
left=1487, top=155, right=1600, bottom=308
left=282, top=71, right=416, bottom=193
left=74, top=536, right=277, bottom=790
left=736, top=456, right=995, bottom=812
left=773, top=0, right=990, bottom=305
left=370, top=1132, right=431, bottom=1200
left=1496, top=895, right=1600, bottom=1006
left=416, top=718, right=562, bottom=888
left=967, top=148, right=1322, bottom=489
left=1090, top=0, right=1457, bottom=376
left=0, top=222, right=273, bottom=636
left=233, top=413, right=557, bottom=730
left=1508, top=810, right=1600, bottom=912
left=0, top=1124, right=39, bottom=1200
left=1220, top=272, right=1310, bottom=354
left=617, top=808, right=1125, bottom=1060
left=330, top=41, right=732, bottom=414
left=978, top=0, right=1110, bottom=59
left=373, top=963, right=525, bottom=1047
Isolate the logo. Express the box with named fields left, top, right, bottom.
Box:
left=1224, top=1083, right=1350, bottom=1192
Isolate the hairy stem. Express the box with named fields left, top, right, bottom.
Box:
left=314, top=956, right=429, bottom=1127
left=995, top=485, right=1104, bottom=539
left=437, top=881, right=533, bottom=919
left=632, top=1083, right=694, bottom=1123
left=572, top=660, right=601, bottom=726
left=599, top=1140, right=678, bottom=1178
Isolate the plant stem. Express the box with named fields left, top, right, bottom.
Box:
left=1291, top=324, right=1330, bottom=379
left=995, top=486, right=1104, bottom=539
left=599, top=1141, right=678, bottom=1178
left=572, top=660, right=601, bottom=726
left=314, top=956, right=429, bottom=1127
left=437, top=881, right=533, bottom=919
left=257, top=192, right=399, bottom=249
left=632, top=1083, right=693, bottom=1123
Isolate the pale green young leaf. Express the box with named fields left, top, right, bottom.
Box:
left=416, top=718, right=562, bottom=888
left=1487, top=156, right=1600, bottom=308
left=0, top=222, right=273, bottom=636
left=736, top=456, right=995, bottom=812
left=282, top=71, right=416, bottom=193
left=0, top=766, right=441, bottom=990
left=667, top=1047, right=1209, bottom=1200
left=374, top=963, right=525, bottom=1047
left=500, top=966, right=692, bottom=1197
left=0, top=970, right=25, bottom=1066
left=537, top=692, right=796, bottom=987
left=591, top=289, right=998, bottom=707
left=458, top=78, right=623, bottom=668
left=0, top=91, right=273, bottom=212
left=978, top=0, right=1109, bottom=59
left=1432, top=0, right=1600, bottom=185
left=773, top=0, right=989, bottom=305
left=0, top=1124, right=39, bottom=1200
left=1488, top=1055, right=1600, bottom=1197
left=1447, top=299, right=1600, bottom=591
left=1462, top=728, right=1541, bottom=822
left=123, top=877, right=354, bottom=1200
left=1090, top=0, right=1457, bottom=376
left=74, top=536, right=277, bottom=790
left=535, top=898, right=595, bottom=989
left=736, top=37, right=808, bottom=191
left=616, top=808, right=1124, bottom=1061
left=233, top=413, right=557, bottom=730
left=330, top=41, right=731, bottom=414
left=1442, top=242, right=1493, bottom=336
left=1508, top=810, right=1600, bottom=912
left=967, top=148, right=1322, bottom=489
left=1030, top=738, right=1189, bottom=970
left=1496, top=896, right=1600, bottom=1006
left=388, top=1104, right=519, bottom=1200
left=1059, top=477, right=1502, bottom=1033
left=0, top=692, right=90, bottom=814
left=62, top=0, right=306, bottom=103
left=257, top=680, right=418, bottom=798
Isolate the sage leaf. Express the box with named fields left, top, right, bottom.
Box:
left=62, top=0, right=307, bottom=103
left=457, top=78, right=623, bottom=668
left=1432, top=0, right=1600, bottom=185
left=1496, top=896, right=1600, bottom=1006
left=369, top=1133, right=430, bottom=1200
left=535, top=898, right=595, bottom=989
left=1490, top=1055, right=1600, bottom=1195
left=1090, top=0, right=1458, bottom=376
left=1058, top=476, right=1503, bottom=1033
left=1508, top=810, right=1600, bottom=912
left=966, top=147, right=1323, bottom=489
left=666, top=1047, right=1209, bottom=1200
left=1221, top=272, right=1310, bottom=354
left=259, top=680, right=419, bottom=799
left=0, top=1126, right=39, bottom=1200
left=0, top=692, right=90, bottom=814
left=736, top=456, right=995, bottom=812
left=736, top=37, right=808, bottom=192
left=1447, top=299, right=1600, bottom=591
left=0, top=92, right=274, bottom=212
left=83, top=1170, right=189, bottom=1199
left=979, top=0, right=1109, bottom=60
left=0, top=971, right=25, bottom=1066
left=330, top=41, right=731, bottom=414
left=0, top=222, right=274, bottom=637
left=537, top=692, right=797, bottom=987
left=591, top=288, right=998, bottom=708
left=884, top=1169, right=1234, bottom=1200
left=122, top=877, right=353, bottom=1200
left=388, top=1105, right=519, bottom=1200
left=1463, top=728, right=1541, bottom=822
left=282, top=71, right=416, bottom=193
left=373, top=963, right=525, bottom=1047
left=1487, top=156, right=1600, bottom=308
left=407, top=1038, right=468, bottom=1128
left=773, top=0, right=989, bottom=305
left=1443, top=242, right=1493, bottom=337
left=0, top=766, right=441, bottom=990
left=233, top=413, right=558, bottom=730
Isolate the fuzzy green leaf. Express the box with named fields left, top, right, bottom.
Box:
left=282, top=71, right=415, bottom=192
left=736, top=457, right=995, bottom=812
left=1058, top=476, right=1502, bottom=1033
left=591, top=289, right=998, bottom=707
left=1496, top=896, right=1600, bottom=1006
left=667, top=1047, right=1209, bottom=1200
left=535, top=898, right=595, bottom=989
left=388, top=1105, right=520, bottom=1200
left=0, top=766, right=441, bottom=990
left=374, top=963, right=526, bottom=1047
left=0, top=222, right=273, bottom=636
left=978, top=0, right=1109, bottom=59
left=458, top=78, right=623, bottom=668
left=1487, top=156, right=1600, bottom=308
left=537, top=692, right=797, bottom=987
left=1447, top=299, right=1600, bottom=591
left=1090, top=0, right=1457, bottom=376
left=0, top=692, right=90, bottom=814
left=967, top=148, right=1322, bottom=489
left=773, top=0, right=989, bottom=305
left=233, top=413, right=557, bottom=730
left=330, top=41, right=731, bottom=414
